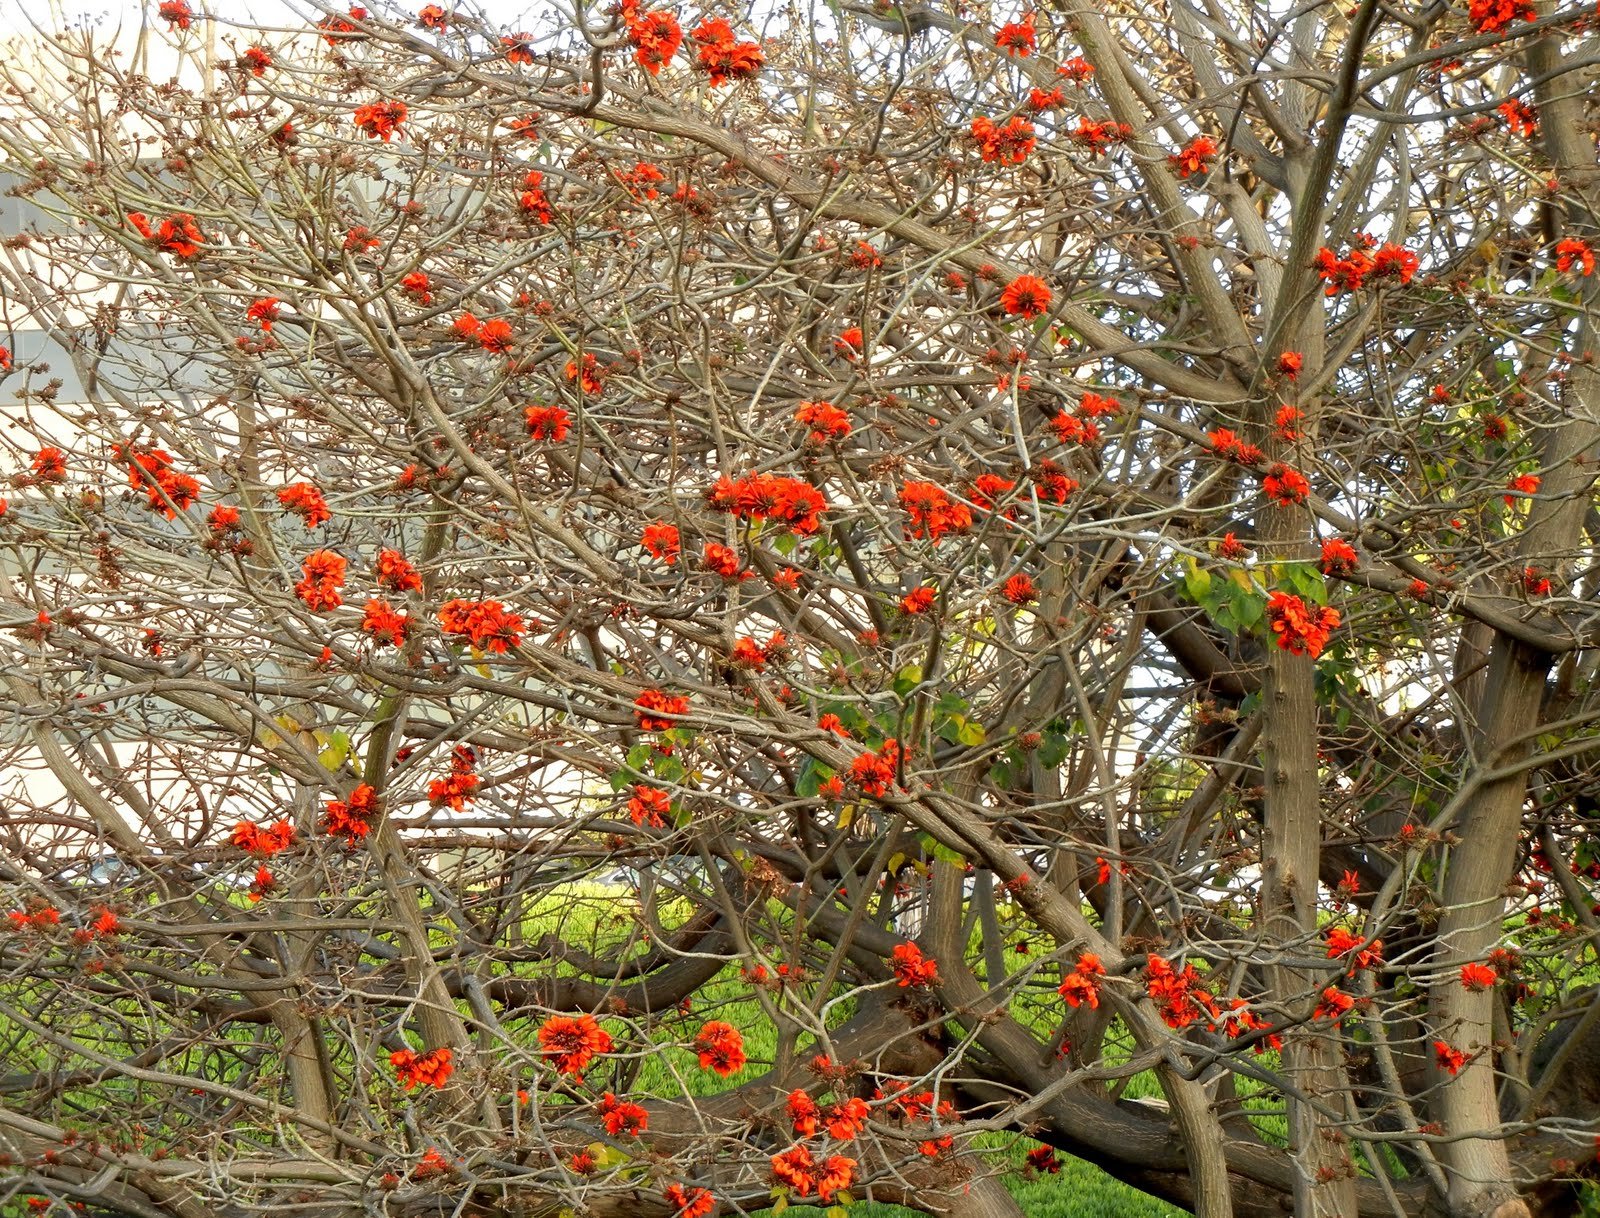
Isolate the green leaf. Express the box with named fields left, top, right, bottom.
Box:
left=1038, top=731, right=1070, bottom=768
left=956, top=718, right=986, bottom=746
left=893, top=664, right=923, bottom=697
left=626, top=742, right=652, bottom=772
left=317, top=728, right=351, bottom=772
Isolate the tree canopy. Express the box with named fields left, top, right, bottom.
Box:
left=2, top=2, right=1600, bottom=1217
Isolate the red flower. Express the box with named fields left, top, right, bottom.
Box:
left=501, top=33, right=536, bottom=64
left=1460, top=962, right=1498, bottom=991
left=417, top=4, right=448, bottom=30
left=694, top=1021, right=746, bottom=1076
left=787, top=1089, right=820, bottom=1135
left=690, top=17, right=763, bottom=86
left=1000, top=274, right=1052, bottom=318
left=1272, top=405, right=1304, bottom=443
left=412, top=1148, right=453, bottom=1179
left=1320, top=538, right=1358, bottom=577
left=525, top=404, right=572, bottom=442
left=891, top=942, right=939, bottom=987
left=1313, top=245, right=1376, bottom=295
left=1372, top=243, right=1419, bottom=284
left=438, top=599, right=526, bottom=653
left=1169, top=136, right=1217, bottom=178
left=1001, top=573, right=1037, bottom=605
left=1277, top=351, right=1303, bottom=380
left=834, top=326, right=864, bottom=357
left=971, top=115, right=1037, bottom=164
left=353, top=101, right=407, bottom=141
left=1207, top=428, right=1262, bottom=466
left=994, top=13, right=1036, bottom=55
left=113, top=444, right=200, bottom=517
left=323, top=783, right=378, bottom=844
left=1468, top=0, right=1534, bottom=32
left=1504, top=472, right=1541, bottom=504
left=622, top=2, right=682, bottom=74
left=1434, top=1040, right=1468, bottom=1075
left=635, top=688, right=689, bottom=731
left=1068, top=117, right=1132, bottom=154
left=849, top=739, right=903, bottom=797
left=598, top=1091, right=649, bottom=1136
left=1145, top=954, right=1220, bottom=1030
left=0, top=345, right=11, bottom=371
left=1266, top=591, right=1340, bottom=659
left=159, top=0, right=192, bottom=29
left=627, top=785, right=671, bottom=828
left=519, top=171, right=553, bottom=224
left=317, top=6, right=369, bottom=44
left=1498, top=98, right=1538, bottom=138
left=538, top=1013, right=612, bottom=1075
left=1059, top=55, right=1094, bottom=81
left=565, top=352, right=605, bottom=395
left=1324, top=927, right=1384, bottom=973
left=231, top=819, right=296, bottom=857
left=427, top=752, right=480, bottom=810
left=1521, top=566, right=1551, bottom=596
left=899, top=587, right=936, bottom=615
left=278, top=481, right=331, bottom=527
left=1262, top=463, right=1309, bottom=506
left=1313, top=986, right=1355, bottom=1023
left=703, top=542, right=742, bottom=578
left=246, top=296, right=281, bottom=331
left=360, top=599, right=408, bottom=647
left=401, top=272, right=433, bottom=303
left=343, top=226, right=380, bottom=253
left=390, top=1046, right=454, bottom=1090
left=1556, top=238, right=1596, bottom=277
left=1027, top=86, right=1066, bottom=111
left=664, top=1184, right=714, bottom=1217
left=899, top=480, right=973, bottom=541
left=295, top=549, right=346, bottom=611
left=29, top=448, right=67, bottom=483
left=620, top=160, right=667, bottom=199
left=376, top=549, right=423, bottom=593
left=1025, top=1146, right=1062, bottom=1175
left=795, top=399, right=851, bottom=443
left=641, top=521, right=681, bottom=564
left=825, top=1096, right=870, bottom=1139
left=1057, top=952, right=1105, bottom=1008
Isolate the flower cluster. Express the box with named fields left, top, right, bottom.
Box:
left=428, top=745, right=480, bottom=810
left=537, top=1013, right=613, bottom=1076
left=324, top=783, right=379, bottom=844
left=525, top=404, right=572, bottom=443
left=278, top=481, right=331, bottom=528
left=1057, top=952, right=1106, bottom=1009
left=641, top=521, right=681, bottom=564
left=1468, top=0, right=1534, bottom=32
left=361, top=599, right=408, bottom=647
left=1146, top=955, right=1221, bottom=1029
left=730, top=630, right=788, bottom=670
left=770, top=1145, right=856, bottom=1202
left=1001, top=573, right=1037, bottom=605
left=390, top=1046, right=453, bottom=1090
left=891, top=941, right=940, bottom=987
left=231, top=819, right=296, bottom=857
left=1266, top=591, right=1340, bottom=659
left=376, top=549, right=422, bottom=593
left=1208, top=428, right=1263, bottom=466
left=849, top=738, right=903, bottom=797
left=113, top=444, right=200, bottom=517
left=621, top=0, right=682, bottom=72
left=438, top=599, right=526, bottom=653
left=705, top=472, right=828, bottom=534
left=1324, top=927, right=1384, bottom=973
left=1556, top=238, right=1595, bottom=277
left=1169, top=136, right=1216, bottom=178
left=635, top=687, right=690, bottom=731
left=1313, top=241, right=1417, bottom=295
left=694, top=1021, right=747, bottom=1076
left=994, top=13, right=1036, bottom=55
left=795, top=399, right=851, bottom=444
left=627, top=784, right=672, bottom=828
left=599, top=1091, right=649, bottom=1135
left=663, top=1184, right=714, bottom=1218
left=899, top=480, right=973, bottom=541
left=1262, top=463, right=1309, bottom=506
left=971, top=115, right=1036, bottom=164
left=295, top=550, right=346, bottom=611
left=691, top=17, right=763, bottom=85
left=353, top=100, right=406, bottom=141
left=128, top=211, right=204, bottom=259
left=1434, top=1040, right=1468, bottom=1075
left=1068, top=118, right=1132, bottom=154
left=1320, top=538, right=1359, bottom=576
left=1000, top=273, right=1052, bottom=318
